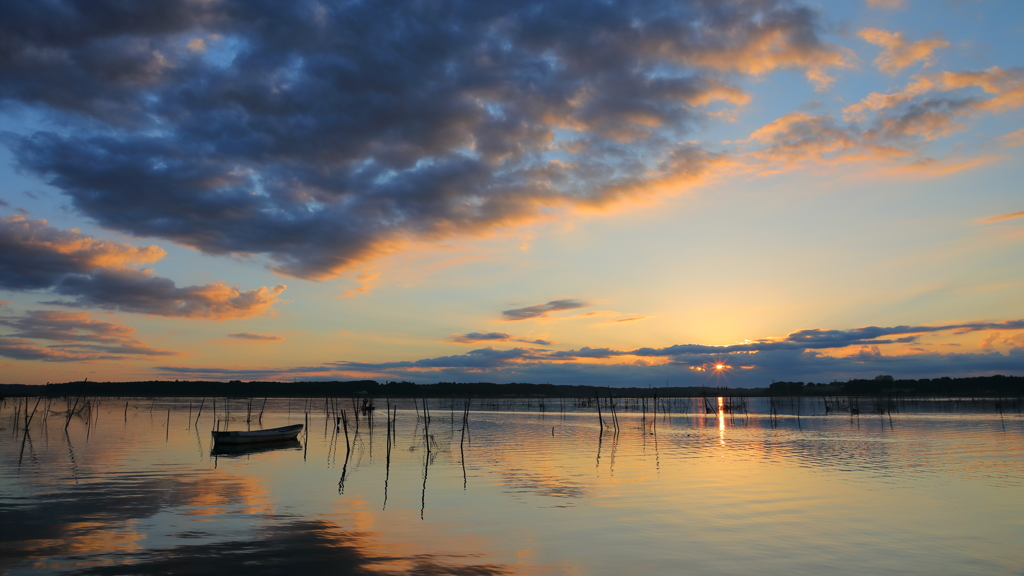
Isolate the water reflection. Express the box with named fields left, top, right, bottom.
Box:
left=2, top=397, right=1024, bottom=575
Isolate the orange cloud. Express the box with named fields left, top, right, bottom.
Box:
left=158, top=281, right=287, bottom=319
left=746, top=112, right=887, bottom=169
left=979, top=210, right=1024, bottom=224
left=845, top=67, right=1024, bottom=121
left=681, top=27, right=854, bottom=91
left=877, top=155, right=1001, bottom=178
left=0, top=310, right=179, bottom=362
left=945, top=68, right=1024, bottom=112
left=2, top=215, right=164, bottom=270
left=339, top=271, right=380, bottom=298
left=842, top=76, right=936, bottom=121
left=1, top=216, right=286, bottom=319
left=745, top=66, right=1024, bottom=177
left=997, top=128, right=1024, bottom=147
left=858, top=28, right=948, bottom=75
left=980, top=332, right=1001, bottom=350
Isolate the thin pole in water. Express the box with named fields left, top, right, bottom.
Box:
left=194, top=397, right=205, bottom=429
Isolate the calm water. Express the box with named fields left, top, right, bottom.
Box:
left=2, top=397, right=1023, bottom=575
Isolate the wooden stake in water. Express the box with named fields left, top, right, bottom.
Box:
left=340, top=409, right=350, bottom=449
left=65, top=383, right=85, bottom=431
left=194, top=397, right=205, bottom=428
left=23, top=397, right=41, bottom=433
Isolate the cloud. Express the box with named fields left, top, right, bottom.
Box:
left=450, top=332, right=512, bottom=344
left=339, top=271, right=379, bottom=298
left=0, top=310, right=178, bottom=362
left=156, top=318, right=1024, bottom=384
left=858, top=28, right=948, bottom=75
left=159, top=346, right=1024, bottom=387
left=46, top=269, right=287, bottom=320
left=450, top=331, right=553, bottom=345
left=227, top=332, right=284, bottom=341
left=0, top=216, right=285, bottom=319
left=867, top=0, right=906, bottom=8
left=614, top=316, right=648, bottom=323
left=2, top=0, right=851, bottom=279
left=979, top=210, right=1024, bottom=224
left=843, top=67, right=1024, bottom=123
left=997, top=128, right=1024, bottom=147
left=0, top=215, right=164, bottom=290
left=747, top=111, right=905, bottom=169
left=334, top=347, right=552, bottom=371
left=745, top=66, right=1024, bottom=174
left=980, top=332, right=1001, bottom=350
left=945, top=68, right=1024, bottom=112
left=502, top=299, right=588, bottom=321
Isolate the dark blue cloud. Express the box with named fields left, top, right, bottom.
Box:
left=450, top=332, right=512, bottom=343
left=2, top=0, right=846, bottom=278
left=503, top=299, right=588, bottom=321
left=450, top=331, right=552, bottom=345
left=154, top=319, right=1024, bottom=384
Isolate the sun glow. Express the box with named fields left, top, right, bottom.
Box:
left=708, top=359, right=732, bottom=373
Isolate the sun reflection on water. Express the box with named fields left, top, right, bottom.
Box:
left=718, top=396, right=726, bottom=444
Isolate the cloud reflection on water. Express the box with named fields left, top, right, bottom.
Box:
left=68, top=519, right=509, bottom=576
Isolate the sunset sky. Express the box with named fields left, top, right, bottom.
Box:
left=1, top=0, right=1022, bottom=387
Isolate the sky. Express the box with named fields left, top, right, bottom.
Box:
left=1, top=0, right=1023, bottom=387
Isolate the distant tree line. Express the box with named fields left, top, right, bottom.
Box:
left=0, top=375, right=1020, bottom=398
left=768, top=375, right=1023, bottom=396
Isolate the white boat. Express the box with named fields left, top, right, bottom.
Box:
left=211, top=423, right=303, bottom=445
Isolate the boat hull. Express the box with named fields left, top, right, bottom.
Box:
left=211, top=424, right=303, bottom=445
left=212, top=438, right=302, bottom=457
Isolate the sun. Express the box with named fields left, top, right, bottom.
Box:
left=688, top=359, right=734, bottom=374
left=701, top=358, right=734, bottom=381
left=707, top=359, right=731, bottom=372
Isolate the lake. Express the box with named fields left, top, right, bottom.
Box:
left=2, top=396, right=1023, bottom=575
